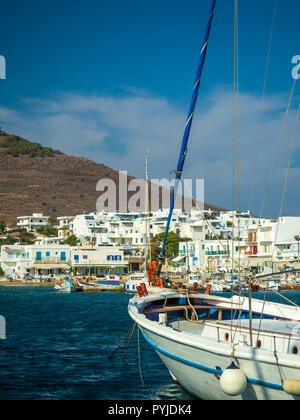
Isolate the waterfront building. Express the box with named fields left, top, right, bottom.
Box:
left=71, top=246, right=128, bottom=276
left=0, top=245, right=30, bottom=278
left=0, top=244, right=71, bottom=278
left=17, top=213, right=50, bottom=232
left=244, top=217, right=300, bottom=263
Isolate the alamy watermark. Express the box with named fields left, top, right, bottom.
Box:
left=0, top=316, right=6, bottom=340
left=0, top=55, right=6, bottom=80
left=292, top=55, right=300, bottom=80
left=96, top=171, right=204, bottom=213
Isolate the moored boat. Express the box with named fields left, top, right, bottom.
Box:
left=128, top=288, right=300, bottom=400
left=127, top=0, right=300, bottom=400
left=123, top=272, right=148, bottom=293
left=54, top=278, right=82, bottom=293
left=77, top=274, right=122, bottom=291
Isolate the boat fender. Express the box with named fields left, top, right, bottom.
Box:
left=192, top=282, right=198, bottom=292
left=283, top=379, right=300, bottom=396
left=140, top=283, right=148, bottom=295
left=205, top=284, right=212, bottom=295
left=219, top=362, right=247, bottom=396
left=136, top=286, right=145, bottom=298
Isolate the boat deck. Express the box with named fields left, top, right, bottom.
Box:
left=169, top=319, right=206, bottom=335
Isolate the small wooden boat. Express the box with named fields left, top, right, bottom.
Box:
left=54, top=278, right=82, bottom=293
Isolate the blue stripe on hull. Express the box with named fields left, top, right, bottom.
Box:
left=141, top=330, right=283, bottom=392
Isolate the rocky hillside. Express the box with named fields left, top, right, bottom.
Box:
left=0, top=131, right=224, bottom=225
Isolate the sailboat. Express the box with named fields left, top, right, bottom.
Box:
left=128, top=0, right=300, bottom=400
left=124, top=152, right=151, bottom=293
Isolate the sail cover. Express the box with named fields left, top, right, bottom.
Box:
left=160, top=0, right=217, bottom=257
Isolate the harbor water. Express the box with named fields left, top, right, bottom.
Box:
left=0, top=286, right=299, bottom=400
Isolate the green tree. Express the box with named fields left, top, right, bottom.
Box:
left=151, top=231, right=179, bottom=261
left=62, top=235, right=79, bottom=246
left=36, top=225, right=58, bottom=237
left=0, top=217, right=6, bottom=234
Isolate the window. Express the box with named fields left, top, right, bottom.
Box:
left=74, top=255, right=79, bottom=262
left=61, top=252, right=66, bottom=261
left=46, top=252, right=50, bottom=257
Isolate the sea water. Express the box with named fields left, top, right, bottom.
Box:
left=0, top=287, right=299, bottom=400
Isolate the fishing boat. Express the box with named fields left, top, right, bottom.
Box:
left=128, top=0, right=300, bottom=400
left=260, top=279, right=281, bottom=292
left=187, top=274, right=202, bottom=286
left=54, top=278, right=82, bottom=293
left=124, top=153, right=152, bottom=294
left=123, top=272, right=148, bottom=293
left=77, top=274, right=122, bottom=291
left=128, top=286, right=300, bottom=400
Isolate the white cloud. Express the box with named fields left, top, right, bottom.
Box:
left=0, top=88, right=299, bottom=217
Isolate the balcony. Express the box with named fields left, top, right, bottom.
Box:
left=206, top=250, right=228, bottom=256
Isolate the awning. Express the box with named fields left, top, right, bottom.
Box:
left=282, top=262, right=300, bottom=270
left=172, top=255, right=186, bottom=263
left=34, top=263, right=71, bottom=270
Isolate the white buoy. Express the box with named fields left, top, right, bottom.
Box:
left=220, top=362, right=247, bottom=396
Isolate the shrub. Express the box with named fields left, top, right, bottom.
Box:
left=0, top=135, right=63, bottom=158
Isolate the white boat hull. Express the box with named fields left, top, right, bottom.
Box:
left=141, top=326, right=297, bottom=400
left=128, top=292, right=300, bottom=400
left=55, top=285, right=79, bottom=293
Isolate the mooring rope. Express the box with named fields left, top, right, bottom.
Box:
left=123, top=322, right=137, bottom=360
left=137, top=327, right=145, bottom=386
left=108, top=322, right=136, bottom=359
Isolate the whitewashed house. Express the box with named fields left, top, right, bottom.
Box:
left=0, top=245, right=30, bottom=278
left=71, top=246, right=129, bottom=276
left=17, top=213, right=49, bottom=232
left=0, top=244, right=71, bottom=278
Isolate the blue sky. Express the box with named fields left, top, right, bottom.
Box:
left=0, top=0, right=299, bottom=217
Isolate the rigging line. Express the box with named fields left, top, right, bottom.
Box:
left=271, top=101, right=300, bottom=261
left=236, top=0, right=242, bottom=273
left=270, top=287, right=300, bottom=308
left=259, top=96, right=299, bottom=339
left=181, top=175, right=244, bottom=272
left=232, top=0, right=238, bottom=276
left=245, top=0, right=279, bottom=273
left=249, top=0, right=278, bottom=213
left=255, top=106, right=300, bottom=327
left=235, top=0, right=240, bottom=216
left=259, top=77, right=297, bottom=219
left=231, top=0, right=239, bottom=337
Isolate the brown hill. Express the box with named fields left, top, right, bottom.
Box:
left=0, top=131, right=224, bottom=226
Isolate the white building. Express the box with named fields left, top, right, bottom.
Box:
left=244, top=217, right=300, bottom=261
left=17, top=213, right=49, bottom=232
left=57, top=216, right=75, bottom=239
left=71, top=246, right=128, bottom=276
left=0, top=244, right=71, bottom=278
left=0, top=245, right=29, bottom=278
left=0, top=243, right=129, bottom=279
